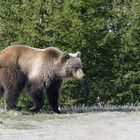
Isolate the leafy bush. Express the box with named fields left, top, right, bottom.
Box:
left=0, top=0, right=140, bottom=109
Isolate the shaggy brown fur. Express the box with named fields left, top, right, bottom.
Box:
left=0, top=45, right=85, bottom=113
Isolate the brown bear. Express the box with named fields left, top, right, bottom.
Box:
left=0, top=45, right=85, bottom=113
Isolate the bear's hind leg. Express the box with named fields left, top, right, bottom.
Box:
left=0, top=67, right=25, bottom=111
left=4, top=89, right=21, bottom=111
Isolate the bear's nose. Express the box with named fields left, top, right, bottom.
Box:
left=80, top=70, right=85, bottom=79
left=82, top=73, right=85, bottom=79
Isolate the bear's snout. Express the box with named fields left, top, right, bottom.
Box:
left=73, top=69, right=85, bottom=80
left=78, top=69, right=85, bottom=80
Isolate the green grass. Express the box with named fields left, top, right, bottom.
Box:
left=0, top=105, right=140, bottom=121
left=0, top=110, right=76, bottom=130
left=0, top=110, right=76, bottom=121
left=0, top=106, right=140, bottom=130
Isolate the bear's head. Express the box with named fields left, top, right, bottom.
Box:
left=59, top=51, right=85, bottom=80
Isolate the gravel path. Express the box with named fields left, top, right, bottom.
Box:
left=0, top=112, right=140, bottom=140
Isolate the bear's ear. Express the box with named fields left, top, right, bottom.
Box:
left=61, top=52, right=70, bottom=61
left=76, top=51, right=81, bottom=58
left=69, top=51, right=81, bottom=58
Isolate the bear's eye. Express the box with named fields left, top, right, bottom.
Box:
left=74, top=67, right=79, bottom=71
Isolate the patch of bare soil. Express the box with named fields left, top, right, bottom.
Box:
left=0, top=112, right=140, bottom=140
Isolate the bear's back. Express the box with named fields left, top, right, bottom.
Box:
left=0, top=45, right=40, bottom=66
left=0, top=45, right=62, bottom=62
left=0, top=45, right=63, bottom=78
left=1, top=45, right=62, bottom=57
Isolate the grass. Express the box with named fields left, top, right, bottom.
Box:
left=0, top=111, right=69, bottom=121
left=0, top=105, right=139, bottom=121
left=59, top=105, right=140, bottom=113
left=0, top=110, right=75, bottom=130
left=0, top=106, right=140, bottom=130
left=4, top=122, right=36, bottom=130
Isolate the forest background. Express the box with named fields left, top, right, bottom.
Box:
left=0, top=0, right=140, bottom=109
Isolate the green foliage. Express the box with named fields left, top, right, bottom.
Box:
left=0, top=0, right=140, bottom=109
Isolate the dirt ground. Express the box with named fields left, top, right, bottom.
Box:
left=0, top=111, right=140, bottom=140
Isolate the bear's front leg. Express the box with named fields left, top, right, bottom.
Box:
left=29, top=90, right=44, bottom=112
left=46, top=80, right=62, bottom=114
left=47, top=94, right=61, bottom=114
left=26, top=80, right=44, bottom=112
left=27, top=82, right=44, bottom=112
